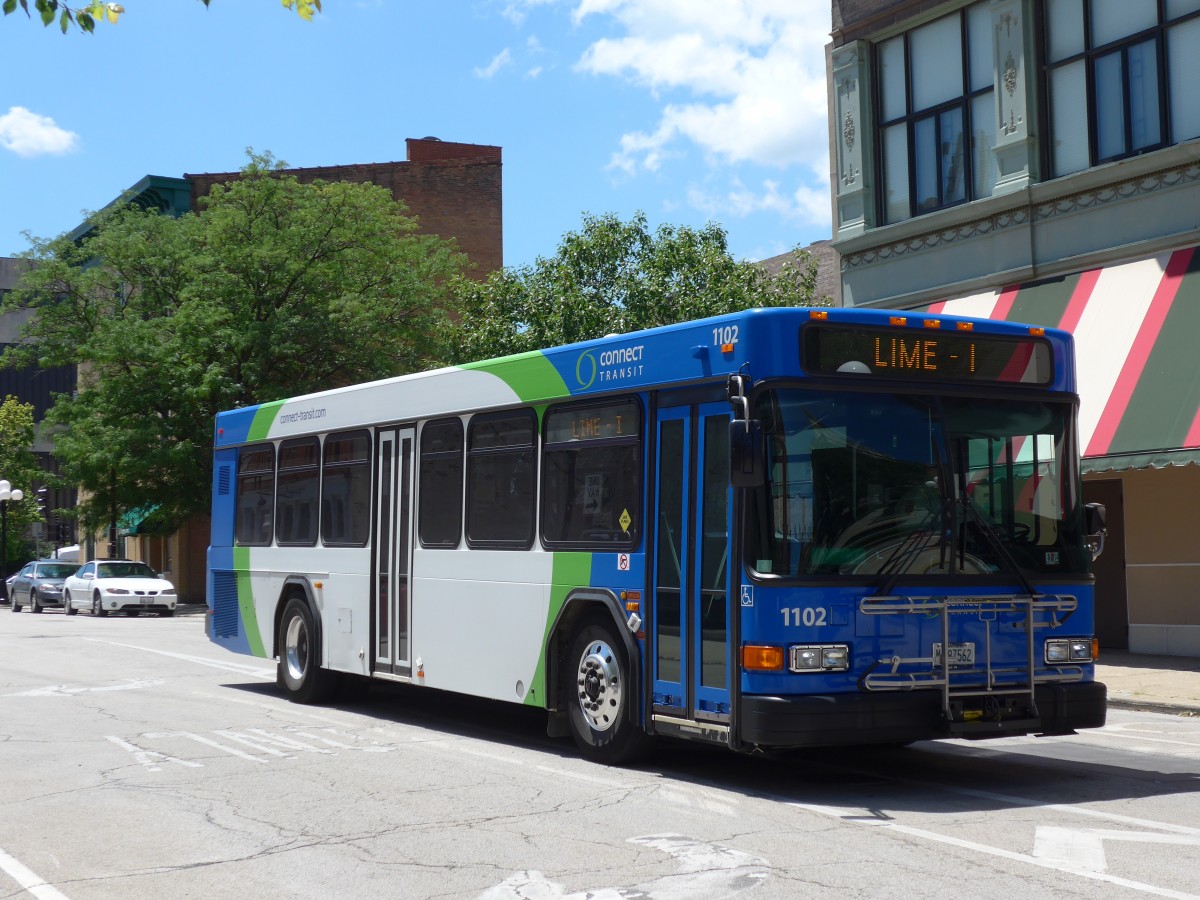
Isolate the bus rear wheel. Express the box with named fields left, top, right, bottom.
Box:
left=564, top=614, right=648, bottom=765
left=277, top=596, right=337, bottom=704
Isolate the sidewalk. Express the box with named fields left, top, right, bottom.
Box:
left=1095, top=650, right=1200, bottom=716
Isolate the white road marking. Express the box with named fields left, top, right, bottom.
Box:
left=106, top=735, right=203, bottom=772
left=791, top=802, right=1199, bottom=899
left=1034, top=826, right=1200, bottom=872
left=85, top=639, right=275, bottom=679
left=480, top=834, right=768, bottom=899
left=144, top=731, right=270, bottom=764
left=0, top=846, right=71, bottom=900
left=7, top=679, right=163, bottom=697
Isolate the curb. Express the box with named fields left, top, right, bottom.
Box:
left=1106, top=696, right=1200, bottom=717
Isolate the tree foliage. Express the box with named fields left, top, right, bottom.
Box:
left=2, top=0, right=319, bottom=34
left=0, top=397, right=42, bottom=570
left=2, top=152, right=467, bottom=534
left=448, top=211, right=825, bottom=363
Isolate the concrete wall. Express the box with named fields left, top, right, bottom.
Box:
left=1117, top=465, right=1200, bottom=656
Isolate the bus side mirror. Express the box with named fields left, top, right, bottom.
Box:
left=730, top=420, right=764, bottom=488
left=1084, top=502, right=1107, bottom=560
left=727, top=372, right=764, bottom=487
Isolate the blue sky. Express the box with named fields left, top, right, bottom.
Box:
left=0, top=1, right=832, bottom=270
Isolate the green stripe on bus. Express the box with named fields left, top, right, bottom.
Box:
left=462, top=351, right=569, bottom=403
left=248, top=401, right=284, bottom=442
left=234, top=546, right=267, bottom=657
left=525, top=552, right=594, bottom=708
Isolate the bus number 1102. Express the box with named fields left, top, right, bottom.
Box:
left=782, top=607, right=827, bottom=627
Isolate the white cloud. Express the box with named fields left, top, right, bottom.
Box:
left=498, top=0, right=833, bottom=233
left=0, top=107, right=79, bottom=158
left=575, top=2, right=829, bottom=171
left=475, top=48, right=515, bottom=79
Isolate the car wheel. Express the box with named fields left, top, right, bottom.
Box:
left=157, top=608, right=174, bottom=618
left=563, top=613, right=649, bottom=765
left=9, top=594, right=19, bottom=612
left=64, top=592, right=77, bottom=616
left=93, top=593, right=108, bottom=618
left=31, top=592, right=42, bottom=614
left=277, top=596, right=337, bottom=704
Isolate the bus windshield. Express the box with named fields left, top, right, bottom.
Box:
left=747, top=388, right=1090, bottom=580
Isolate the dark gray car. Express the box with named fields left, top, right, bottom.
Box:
left=10, top=560, right=78, bottom=613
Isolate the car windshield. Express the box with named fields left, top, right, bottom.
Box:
left=97, top=562, right=157, bottom=579
left=746, top=388, right=1091, bottom=580
left=35, top=563, right=77, bottom=579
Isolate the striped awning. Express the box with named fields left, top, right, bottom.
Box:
left=924, top=246, right=1200, bottom=473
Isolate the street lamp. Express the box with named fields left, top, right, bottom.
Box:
left=0, top=479, right=24, bottom=602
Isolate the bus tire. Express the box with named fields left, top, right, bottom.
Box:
left=564, top=614, right=648, bottom=765
left=277, top=596, right=337, bottom=704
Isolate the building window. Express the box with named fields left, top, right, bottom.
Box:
left=876, top=3, right=996, bottom=224
left=1044, top=0, right=1200, bottom=176
left=466, top=410, right=536, bottom=549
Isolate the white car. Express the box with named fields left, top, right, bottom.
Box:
left=63, top=560, right=177, bottom=618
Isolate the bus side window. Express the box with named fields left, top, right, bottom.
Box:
left=466, top=409, right=537, bottom=549
left=322, top=430, right=371, bottom=546
left=418, top=418, right=464, bottom=548
left=235, top=444, right=275, bottom=547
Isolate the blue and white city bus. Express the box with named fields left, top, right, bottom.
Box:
left=207, top=307, right=1108, bottom=763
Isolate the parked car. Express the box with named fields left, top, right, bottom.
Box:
left=63, top=560, right=177, bottom=618
left=9, top=560, right=78, bottom=613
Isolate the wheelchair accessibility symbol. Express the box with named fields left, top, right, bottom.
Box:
left=740, top=585, right=754, bottom=607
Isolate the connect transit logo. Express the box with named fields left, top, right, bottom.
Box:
left=576, top=351, right=597, bottom=389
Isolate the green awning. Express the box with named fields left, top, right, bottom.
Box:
left=920, top=245, right=1200, bottom=473
left=118, top=504, right=161, bottom=535
left=1081, top=448, right=1200, bottom=475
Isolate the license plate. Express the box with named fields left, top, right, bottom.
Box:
left=140, top=597, right=152, bottom=605
left=933, top=642, right=975, bottom=668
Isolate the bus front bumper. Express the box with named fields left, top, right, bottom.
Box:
left=738, top=680, right=1107, bottom=749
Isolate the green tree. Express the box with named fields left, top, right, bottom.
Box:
left=2, top=151, right=467, bottom=535
left=2, top=0, right=319, bottom=34
left=0, top=396, right=42, bottom=572
left=448, top=211, right=825, bottom=363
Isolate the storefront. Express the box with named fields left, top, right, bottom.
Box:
left=922, top=245, right=1200, bottom=656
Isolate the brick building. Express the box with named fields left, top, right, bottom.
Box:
left=2, top=137, right=504, bottom=601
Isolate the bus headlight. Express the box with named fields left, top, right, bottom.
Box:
left=789, top=644, right=850, bottom=673
left=1045, top=638, right=1094, bottom=664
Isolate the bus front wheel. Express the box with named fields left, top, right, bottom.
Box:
left=564, top=615, right=647, bottom=765
left=277, top=597, right=337, bottom=704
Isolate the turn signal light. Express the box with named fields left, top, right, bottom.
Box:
left=742, top=645, right=785, bottom=671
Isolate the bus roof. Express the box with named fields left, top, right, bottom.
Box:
left=214, top=306, right=1076, bottom=448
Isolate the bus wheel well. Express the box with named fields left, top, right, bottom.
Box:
left=546, top=591, right=639, bottom=733
left=273, top=582, right=315, bottom=660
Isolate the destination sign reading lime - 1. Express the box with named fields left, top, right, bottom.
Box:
left=545, top=400, right=640, bottom=444
left=802, top=324, right=1053, bottom=385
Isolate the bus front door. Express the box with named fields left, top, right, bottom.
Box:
left=652, top=401, right=732, bottom=730
left=374, top=427, right=415, bottom=677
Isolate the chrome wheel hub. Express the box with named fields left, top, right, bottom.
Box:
left=577, top=638, right=622, bottom=732
left=284, top=616, right=309, bottom=682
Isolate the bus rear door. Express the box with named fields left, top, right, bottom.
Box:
left=374, top=427, right=415, bottom=677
